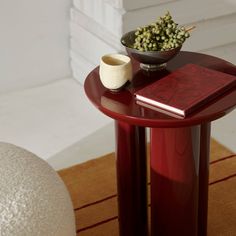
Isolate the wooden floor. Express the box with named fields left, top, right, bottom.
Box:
left=58, top=139, right=236, bottom=236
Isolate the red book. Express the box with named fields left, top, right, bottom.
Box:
left=135, top=64, right=236, bottom=117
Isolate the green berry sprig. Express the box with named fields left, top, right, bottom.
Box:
left=133, top=11, right=193, bottom=52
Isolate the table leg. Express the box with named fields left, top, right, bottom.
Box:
left=198, top=123, right=211, bottom=236
left=115, top=121, right=148, bottom=236
left=150, top=126, right=200, bottom=236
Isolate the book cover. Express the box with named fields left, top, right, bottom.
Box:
left=135, top=64, right=236, bottom=117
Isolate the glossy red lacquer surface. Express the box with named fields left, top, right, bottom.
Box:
left=115, top=121, right=147, bottom=236
left=150, top=126, right=200, bottom=236
left=150, top=123, right=211, bottom=236
left=84, top=51, right=236, bottom=128
left=198, top=123, right=211, bottom=236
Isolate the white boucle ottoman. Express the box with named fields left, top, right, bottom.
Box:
left=0, top=143, right=76, bottom=236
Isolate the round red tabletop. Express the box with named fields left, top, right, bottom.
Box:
left=84, top=51, right=236, bottom=128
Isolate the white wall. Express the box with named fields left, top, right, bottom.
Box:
left=0, top=0, right=72, bottom=94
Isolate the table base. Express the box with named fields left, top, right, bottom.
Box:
left=115, top=121, right=148, bottom=236
left=115, top=122, right=211, bottom=236
left=150, top=124, right=210, bottom=236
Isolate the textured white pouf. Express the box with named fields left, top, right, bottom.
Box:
left=0, top=143, right=76, bottom=236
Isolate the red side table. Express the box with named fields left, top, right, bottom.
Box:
left=84, top=51, right=236, bottom=236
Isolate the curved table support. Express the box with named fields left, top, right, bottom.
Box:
left=198, top=123, right=211, bottom=236
left=150, top=126, right=200, bottom=236
left=115, top=121, right=148, bottom=236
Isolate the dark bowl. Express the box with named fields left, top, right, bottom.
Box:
left=121, top=30, right=182, bottom=70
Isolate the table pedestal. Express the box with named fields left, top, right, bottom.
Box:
left=115, top=121, right=148, bottom=236
left=150, top=125, right=202, bottom=236
left=115, top=123, right=211, bottom=236
left=198, top=123, right=211, bottom=236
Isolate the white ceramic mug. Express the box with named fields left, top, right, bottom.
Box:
left=99, top=54, right=132, bottom=90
